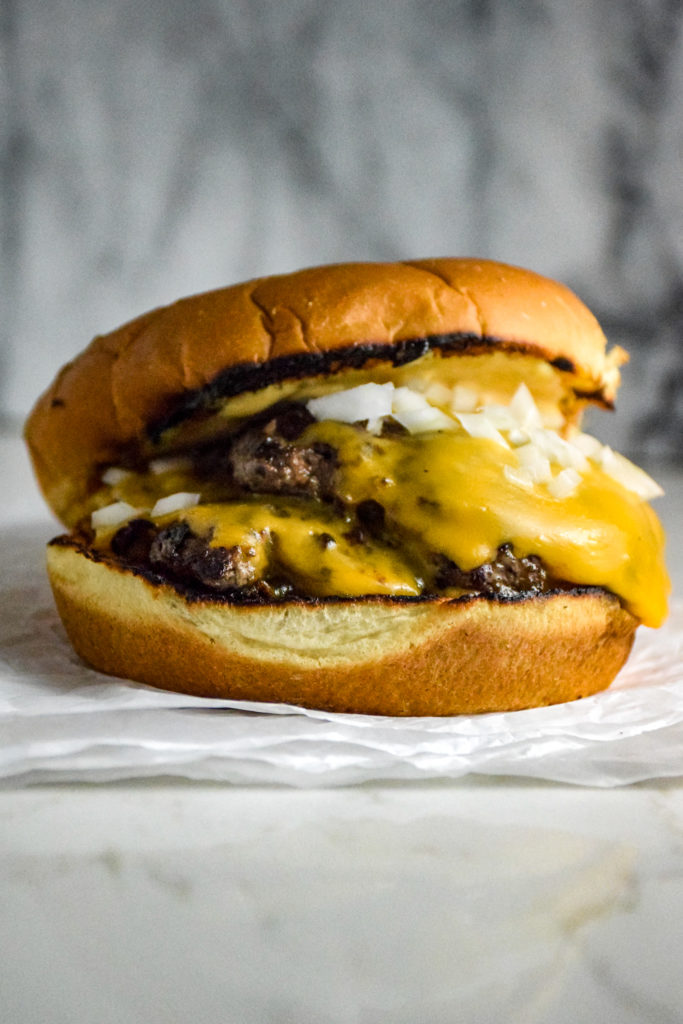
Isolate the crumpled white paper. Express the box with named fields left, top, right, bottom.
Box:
left=2, top=522, right=682, bottom=787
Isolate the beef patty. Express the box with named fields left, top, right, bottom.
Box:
left=107, top=401, right=568, bottom=601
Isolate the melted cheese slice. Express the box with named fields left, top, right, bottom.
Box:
left=104, top=421, right=669, bottom=627
left=181, top=501, right=421, bottom=598
left=302, top=422, right=669, bottom=626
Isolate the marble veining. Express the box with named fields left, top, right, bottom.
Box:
left=1, top=0, right=682, bottom=461
left=2, top=782, right=683, bottom=1022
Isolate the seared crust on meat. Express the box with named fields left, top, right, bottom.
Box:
left=228, top=425, right=337, bottom=500
left=25, top=258, right=625, bottom=528
left=47, top=537, right=637, bottom=715
left=106, top=515, right=567, bottom=603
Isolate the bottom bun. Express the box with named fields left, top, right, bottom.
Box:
left=47, top=538, right=638, bottom=716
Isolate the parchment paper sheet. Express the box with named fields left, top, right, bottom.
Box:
left=2, top=523, right=682, bottom=786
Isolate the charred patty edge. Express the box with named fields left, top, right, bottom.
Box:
left=48, top=532, right=613, bottom=610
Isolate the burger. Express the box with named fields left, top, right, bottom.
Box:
left=25, top=258, right=669, bottom=715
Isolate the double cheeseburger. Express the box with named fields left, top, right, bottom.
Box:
left=25, top=259, right=669, bottom=715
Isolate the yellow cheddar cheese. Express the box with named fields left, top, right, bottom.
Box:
left=103, top=420, right=669, bottom=627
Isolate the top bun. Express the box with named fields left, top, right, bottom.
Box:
left=25, top=258, right=626, bottom=526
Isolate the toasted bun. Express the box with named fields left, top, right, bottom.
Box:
left=47, top=538, right=637, bottom=716
left=27, top=258, right=643, bottom=716
left=26, top=258, right=625, bottom=527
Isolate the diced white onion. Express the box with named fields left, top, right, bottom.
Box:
left=547, top=468, right=582, bottom=499
left=480, top=403, right=519, bottom=431
left=151, top=492, right=201, bottom=518
left=423, top=381, right=453, bottom=407
left=507, top=427, right=530, bottom=447
left=402, top=376, right=429, bottom=393
left=365, top=417, right=384, bottom=435
left=526, top=428, right=554, bottom=460
left=455, top=411, right=509, bottom=448
left=101, top=466, right=132, bottom=486
left=571, top=431, right=605, bottom=461
left=528, top=428, right=589, bottom=471
left=299, top=381, right=663, bottom=502
left=91, top=501, right=139, bottom=529
left=100, top=466, right=133, bottom=485
left=599, top=448, right=665, bottom=500
left=450, top=384, right=479, bottom=413
left=389, top=386, right=454, bottom=432
left=560, top=441, right=590, bottom=472
left=393, top=405, right=455, bottom=434
left=503, top=464, right=534, bottom=489
left=509, top=382, right=544, bottom=429
left=516, top=443, right=552, bottom=483
left=391, top=386, right=430, bottom=413
left=149, top=456, right=193, bottom=475
left=306, top=382, right=394, bottom=424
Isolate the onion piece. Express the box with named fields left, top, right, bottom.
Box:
left=571, top=432, right=605, bottom=461
left=101, top=466, right=132, bottom=486
left=393, top=405, right=455, bottom=434
left=306, top=382, right=394, bottom=424
left=423, top=381, right=453, bottom=407
left=528, top=428, right=589, bottom=471
left=481, top=403, right=518, bottom=431
left=402, top=376, right=429, bottom=393
left=450, top=385, right=479, bottom=413
left=151, top=492, right=201, bottom=518
left=503, top=464, right=534, bottom=489
left=507, top=427, right=530, bottom=447
left=390, top=386, right=455, bottom=433
left=516, top=443, right=552, bottom=483
left=454, top=411, right=509, bottom=448
left=547, top=468, right=582, bottom=499
left=509, top=383, right=544, bottom=429
left=599, top=448, right=665, bottom=500
left=149, top=456, right=193, bottom=476
left=391, top=386, right=431, bottom=413
left=91, top=501, right=139, bottom=530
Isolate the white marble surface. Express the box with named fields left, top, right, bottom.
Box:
left=1, top=430, right=682, bottom=1022
left=2, top=780, right=683, bottom=1022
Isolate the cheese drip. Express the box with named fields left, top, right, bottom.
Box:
left=300, top=421, right=668, bottom=626
left=104, top=421, right=669, bottom=626
left=181, top=501, right=421, bottom=599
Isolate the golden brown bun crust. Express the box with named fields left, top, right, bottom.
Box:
left=47, top=538, right=637, bottom=716
left=26, top=258, right=624, bottom=527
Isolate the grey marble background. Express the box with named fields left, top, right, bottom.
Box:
left=2, top=0, right=682, bottom=462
